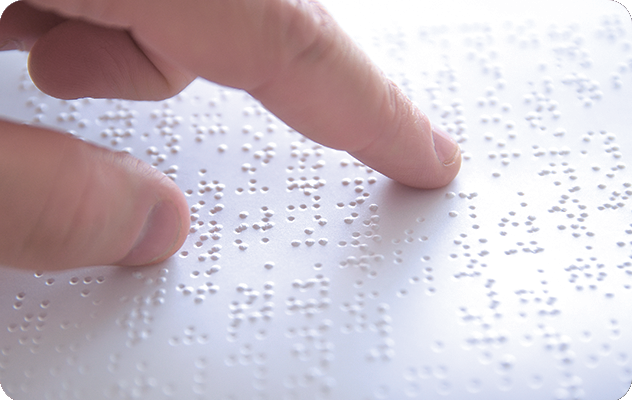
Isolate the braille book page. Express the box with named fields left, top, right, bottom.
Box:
left=1, top=1, right=631, bottom=399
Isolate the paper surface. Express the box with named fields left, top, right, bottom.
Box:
left=1, top=1, right=632, bottom=399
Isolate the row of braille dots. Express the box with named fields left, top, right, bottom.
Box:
left=507, top=19, right=545, bottom=49
left=127, top=267, right=170, bottom=287
left=596, top=13, right=630, bottom=45
left=145, top=143, right=179, bottom=171
left=134, top=107, right=186, bottom=169
left=8, top=290, right=48, bottom=347
left=32, top=272, right=108, bottom=301
left=11, top=272, right=105, bottom=309
left=116, top=307, right=155, bottom=349
left=433, top=63, right=462, bottom=94
left=339, top=251, right=386, bottom=281
left=463, top=83, right=519, bottom=165
left=399, top=364, right=465, bottom=397
left=611, top=59, right=631, bottom=89
left=286, top=320, right=335, bottom=373
left=189, top=199, right=222, bottom=246
left=227, top=283, right=275, bottom=342
left=592, top=130, right=626, bottom=163
left=94, top=106, right=141, bottom=149
left=486, top=130, right=522, bottom=169
left=188, top=92, right=228, bottom=136
left=286, top=201, right=330, bottom=248
left=282, top=370, right=337, bottom=398
left=514, top=289, right=562, bottom=317
left=106, top=358, right=159, bottom=385
left=184, top=203, right=279, bottom=258
left=531, top=144, right=571, bottom=162
left=337, top=158, right=381, bottom=204
left=241, top=112, right=279, bottom=136
left=226, top=122, right=281, bottom=171
left=564, top=257, right=613, bottom=295
left=187, top=172, right=226, bottom=198
left=446, top=191, right=489, bottom=268
left=537, top=326, right=601, bottom=375
left=523, top=97, right=562, bottom=136
left=103, top=374, right=163, bottom=398
left=457, top=286, right=505, bottom=328
left=233, top=178, right=271, bottom=195
left=334, top=204, right=383, bottom=254
left=586, top=131, right=628, bottom=208
left=144, top=145, right=176, bottom=169
left=615, top=248, right=632, bottom=286
left=450, top=233, right=490, bottom=280
left=223, top=346, right=268, bottom=396
left=289, top=342, right=336, bottom=384
left=31, top=271, right=58, bottom=288
left=491, top=192, right=536, bottom=233
left=25, top=96, right=96, bottom=131
left=20, top=89, right=57, bottom=125
left=193, top=123, right=230, bottom=148
left=289, top=141, right=326, bottom=167
left=391, top=227, right=430, bottom=257
left=339, top=298, right=390, bottom=335
left=591, top=162, right=627, bottom=182
left=546, top=153, right=629, bottom=241
left=240, top=141, right=278, bottom=168
left=484, top=280, right=504, bottom=320
left=463, top=31, right=508, bottom=88
left=114, top=278, right=171, bottom=349
left=560, top=73, right=605, bottom=109
left=550, top=29, right=595, bottom=70
left=191, top=118, right=229, bottom=144
left=186, top=356, right=247, bottom=397
left=538, top=161, right=581, bottom=180
left=285, top=141, right=329, bottom=196
left=182, top=181, right=227, bottom=258
left=286, top=276, right=331, bottom=317
left=166, top=325, right=211, bottom=347
left=232, top=208, right=276, bottom=252
left=175, top=279, right=220, bottom=304
left=286, top=175, right=327, bottom=196
left=583, top=352, right=632, bottom=385
left=428, top=91, right=469, bottom=140
left=462, top=328, right=521, bottom=370
left=340, top=299, right=394, bottom=363
left=341, top=175, right=377, bottom=198
left=550, top=190, right=595, bottom=240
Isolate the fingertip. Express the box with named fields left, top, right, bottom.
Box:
left=349, top=102, right=462, bottom=190
left=0, top=121, right=190, bottom=270
left=107, top=151, right=190, bottom=267
left=432, top=125, right=461, bottom=168
left=115, top=197, right=189, bottom=267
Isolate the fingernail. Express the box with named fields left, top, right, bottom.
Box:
left=117, top=201, right=182, bottom=266
left=0, top=39, right=23, bottom=52
left=432, top=125, right=460, bottom=166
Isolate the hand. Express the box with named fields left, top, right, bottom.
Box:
left=0, top=0, right=461, bottom=270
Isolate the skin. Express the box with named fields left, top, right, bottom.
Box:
left=0, top=0, right=461, bottom=270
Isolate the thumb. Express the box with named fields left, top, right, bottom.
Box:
left=0, top=119, right=189, bottom=270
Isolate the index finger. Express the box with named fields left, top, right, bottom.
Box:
left=24, top=0, right=461, bottom=188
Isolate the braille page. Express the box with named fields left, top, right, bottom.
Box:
left=1, top=1, right=631, bottom=399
